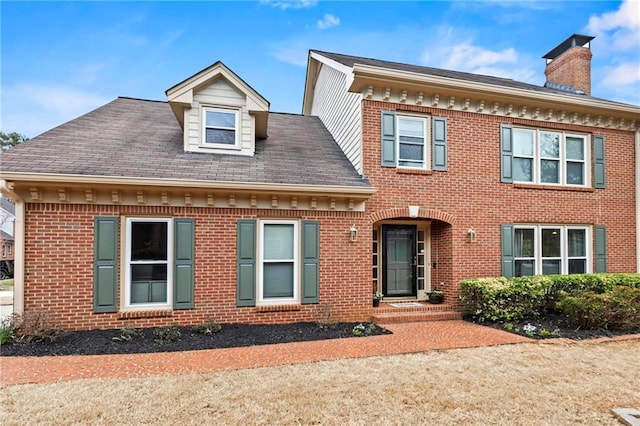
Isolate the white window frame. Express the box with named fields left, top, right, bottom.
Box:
left=396, top=115, right=429, bottom=170
left=512, top=128, right=589, bottom=187
left=258, top=220, right=300, bottom=304
left=201, top=106, right=240, bottom=149
left=124, top=217, right=173, bottom=309
left=513, top=225, right=591, bottom=276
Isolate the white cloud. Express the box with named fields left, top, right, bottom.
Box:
left=2, top=83, right=110, bottom=137
left=317, top=14, right=340, bottom=30
left=260, top=0, right=318, bottom=10
left=599, top=62, right=640, bottom=87
left=442, top=42, right=517, bottom=70
left=585, top=0, right=640, bottom=105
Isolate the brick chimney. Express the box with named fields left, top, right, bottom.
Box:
left=543, top=34, right=595, bottom=95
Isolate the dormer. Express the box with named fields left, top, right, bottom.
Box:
left=166, top=62, right=270, bottom=156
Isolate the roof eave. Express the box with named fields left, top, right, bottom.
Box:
left=349, top=63, right=640, bottom=118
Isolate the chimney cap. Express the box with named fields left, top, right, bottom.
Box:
left=542, top=34, right=595, bottom=61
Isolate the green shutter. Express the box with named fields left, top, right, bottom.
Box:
left=174, top=218, right=194, bottom=309
left=301, top=221, right=320, bottom=304
left=594, top=226, right=607, bottom=273
left=501, top=224, right=514, bottom=278
left=94, top=217, right=118, bottom=313
left=432, top=117, right=448, bottom=171
left=500, top=125, right=513, bottom=183
left=593, top=135, right=606, bottom=188
left=381, top=111, right=396, bottom=167
left=237, top=220, right=256, bottom=307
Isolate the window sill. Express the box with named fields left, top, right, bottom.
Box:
left=396, top=168, right=433, bottom=176
left=513, top=183, right=595, bottom=193
left=255, top=304, right=302, bottom=313
left=118, top=310, right=173, bottom=319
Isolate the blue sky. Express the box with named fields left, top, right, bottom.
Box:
left=1, top=0, right=639, bottom=138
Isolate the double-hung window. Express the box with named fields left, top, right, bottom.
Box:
left=203, top=107, right=238, bottom=147
left=512, top=129, right=587, bottom=186
left=259, top=220, right=299, bottom=302
left=125, top=218, right=173, bottom=307
left=397, top=116, right=428, bottom=169
left=513, top=225, right=589, bottom=276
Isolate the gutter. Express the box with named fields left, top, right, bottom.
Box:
left=0, top=180, right=23, bottom=316
left=0, top=172, right=377, bottom=197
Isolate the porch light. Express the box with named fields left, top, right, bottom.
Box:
left=467, top=228, right=477, bottom=243
left=349, top=225, right=358, bottom=242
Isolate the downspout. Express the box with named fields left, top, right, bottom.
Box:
left=637, top=130, right=640, bottom=272
left=0, top=180, right=23, bottom=315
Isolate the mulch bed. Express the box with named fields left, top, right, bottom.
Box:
left=0, top=322, right=391, bottom=357
left=464, top=311, right=640, bottom=340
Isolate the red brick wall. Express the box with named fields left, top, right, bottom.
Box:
left=23, top=203, right=370, bottom=330
left=362, top=99, right=636, bottom=302
left=544, top=47, right=592, bottom=95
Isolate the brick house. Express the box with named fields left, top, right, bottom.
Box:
left=1, top=34, right=639, bottom=330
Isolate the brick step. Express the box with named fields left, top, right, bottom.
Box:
left=370, top=302, right=461, bottom=324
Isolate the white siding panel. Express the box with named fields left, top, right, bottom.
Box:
left=185, top=79, right=255, bottom=155
left=310, top=64, right=362, bottom=174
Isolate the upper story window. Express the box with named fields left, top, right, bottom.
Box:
left=503, top=126, right=591, bottom=187
left=203, top=107, right=239, bottom=147
left=397, top=117, right=428, bottom=169
left=381, top=111, right=448, bottom=171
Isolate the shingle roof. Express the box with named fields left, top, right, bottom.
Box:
left=0, top=97, right=370, bottom=188
left=312, top=50, right=635, bottom=107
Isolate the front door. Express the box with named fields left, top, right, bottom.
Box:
left=382, top=225, right=417, bottom=297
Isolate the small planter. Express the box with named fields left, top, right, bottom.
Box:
left=373, top=298, right=381, bottom=307
left=428, top=293, right=444, bottom=304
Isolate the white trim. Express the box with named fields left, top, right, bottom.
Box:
left=257, top=220, right=300, bottom=304
left=396, top=115, right=429, bottom=170
left=513, top=224, right=591, bottom=275
left=123, top=217, right=173, bottom=310
left=512, top=128, right=589, bottom=187
left=637, top=130, right=640, bottom=272
left=201, top=106, right=240, bottom=149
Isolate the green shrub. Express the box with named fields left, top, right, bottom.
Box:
left=153, top=324, right=182, bottom=343
left=557, top=286, right=640, bottom=330
left=460, top=273, right=640, bottom=323
left=192, top=318, right=222, bottom=335
left=0, top=314, right=18, bottom=345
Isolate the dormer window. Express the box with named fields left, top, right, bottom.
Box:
left=203, top=107, right=239, bottom=147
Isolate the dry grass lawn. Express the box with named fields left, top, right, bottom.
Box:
left=2, top=340, right=639, bottom=425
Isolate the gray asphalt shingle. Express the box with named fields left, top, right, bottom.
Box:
left=0, top=97, right=370, bottom=188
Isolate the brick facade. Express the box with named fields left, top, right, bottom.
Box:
left=23, top=203, right=370, bottom=330
left=544, top=46, right=593, bottom=95
left=362, top=99, right=637, bottom=304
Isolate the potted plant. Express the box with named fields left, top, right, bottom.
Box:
left=372, top=291, right=383, bottom=307
left=427, top=288, right=444, bottom=304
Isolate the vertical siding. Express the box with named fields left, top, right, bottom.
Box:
left=310, top=64, right=363, bottom=174
left=186, top=79, right=254, bottom=154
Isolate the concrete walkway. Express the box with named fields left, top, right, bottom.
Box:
left=0, top=290, right=12, bottom=320
left=1, top=320, right=532, bottom=385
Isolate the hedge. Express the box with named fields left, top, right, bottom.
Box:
left=459, top=273, right=640, bottom=323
